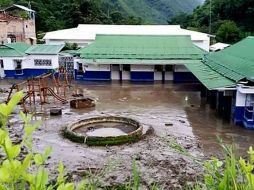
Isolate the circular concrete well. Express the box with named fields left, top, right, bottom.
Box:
left=70, top=98, right=95, bottom=109
left=63, top=116, right=143, bottom=146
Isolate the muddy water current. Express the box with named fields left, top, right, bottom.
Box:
left=2, top=80, right=254, bottom=188
left=72, top=82, right=254, bottom=156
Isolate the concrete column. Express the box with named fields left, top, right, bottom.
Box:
left=223, top=96, right=232, bottom=120
left=217, top=91, right=224, bottom=115
left=209, top=90, right=217, bottom=109
left=200, top=85, right=207, bottom=98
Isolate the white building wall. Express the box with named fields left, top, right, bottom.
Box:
left=131, top=65, right=154, bottom=72
left=236, top=91, right=246, bottom=107
left=1, top=57, right=27, bottom=70
left=165, top=73, right=173, bottom=81
left=154, top=72, right=162, bottom=81
left=24, top=54, right=59, bottom=69
left=1, top=57, right=15, bottom=70
left=83, top=64, right=110, bottom=71
left=174, top=65, right=189, bottom=72
left=193, top=40, right=210, bottom=52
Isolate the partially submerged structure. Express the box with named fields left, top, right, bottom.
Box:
left=77, top=35, right=204, bottom=82
left=0, top=42, right=30, bottom=78
left=2, top=23, right=254, bottom=130
left=43, top=24, right=209, bottom=83
left=187, top=37, right=254, bottom=129
left=1, top=43, right=64, bottom=79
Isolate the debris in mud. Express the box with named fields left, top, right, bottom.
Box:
left=0, top=88, right=9, bottom=93
left=50, top=107, right=62, bottom=116
left=179, top=120, right=186, bottom=124
left=72, top=93, right=84, bottom=97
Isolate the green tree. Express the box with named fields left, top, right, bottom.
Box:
left=216, top=20, right=240, bottom=43
left=168, top=12, right=192, bottom=28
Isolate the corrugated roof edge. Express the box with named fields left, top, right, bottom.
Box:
left=25, top=44, right=65, bottom=55
left=186, top=62, right=236, bottom=90
left=5, top=42, right=31, bottom=54
left=0, top=44, right=24, bottom=57
left=204, top=56, right=245, bottom=82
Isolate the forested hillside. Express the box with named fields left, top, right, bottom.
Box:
left=0, top=0, right=202, bottom=33
left=169, top=0, right=254, bottom=43
left=99, top=0, right=202, bottom=24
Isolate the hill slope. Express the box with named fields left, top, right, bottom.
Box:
left=99, top=0, right=203, bottom=24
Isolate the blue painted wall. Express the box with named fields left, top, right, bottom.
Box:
left=4, top=69, right=52, bottom=79
left=75, top=70, right=111, bottom=81
left=173, top=72, right=199, bottom=83
left=131, top=72, right=154, bottom=82
left=234, top=106, right=254, bottom=129
left=234, top=106, right=248, bottom=125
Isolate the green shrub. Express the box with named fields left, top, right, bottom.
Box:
left=0, top=91, right=74, bottom=190
left=190, top=142, right=254, bottom=190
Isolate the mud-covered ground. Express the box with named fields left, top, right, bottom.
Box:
left=1, top=80, right=254, bottom=189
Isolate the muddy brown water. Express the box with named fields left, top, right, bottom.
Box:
left=74, top=122, right=137, bottom=137
left=2, top=80, right=254, bottom=188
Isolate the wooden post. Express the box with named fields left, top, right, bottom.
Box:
left=32, top=79, right=35, bottom=104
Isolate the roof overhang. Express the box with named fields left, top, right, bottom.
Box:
left=3, top=4, right=35, bottom=12
left=82, top=59, right=202, bottom=65
left=185, top=62, right=236, bottom=90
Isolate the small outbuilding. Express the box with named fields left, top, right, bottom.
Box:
left=23, top=44, right=64, bottom=77
left=0, top=42, right=30, bottom=78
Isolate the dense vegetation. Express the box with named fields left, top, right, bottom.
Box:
left=99, top=0, right=202, bottom=24
left=169, top=0, right=254, bottom=43
left=0, top=0, right=202, bottom=33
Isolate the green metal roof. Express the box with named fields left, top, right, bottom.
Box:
left=79, top=35, right=205, bottom=60
left=0, top=45, right=24, bottom=57
left=186, top=62, right=236, bottom=90
left=26, top=44, right=64, bottom=55
left=205, top=36, right=254, bottom=81
left=6, top=42, right=31, bottom=54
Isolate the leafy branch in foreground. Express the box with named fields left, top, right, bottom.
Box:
left=0, top=92, right=160, bottom=190
left=189, top=143, right=254, bottom=190
left=0, top=91, right=74, bottom=190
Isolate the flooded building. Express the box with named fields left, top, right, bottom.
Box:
left=42, top=24, right=210, bottom=83
left=76, top=35, right=204, bottom=82
left=188, top=36, right=254, bottom=129
left=0, top=4, right=36, bottom=45
left=0, top=42, right=30, bottom=78
left=1, top=43, right=64, bottom=79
